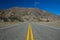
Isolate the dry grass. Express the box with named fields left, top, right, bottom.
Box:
left=0, top=22, right=19, bottom=28
left=47, top=22, right=60, bottom=27
left=39, top=21, right=60, bottom=28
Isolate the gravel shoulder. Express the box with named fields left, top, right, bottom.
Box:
left=0, top=21, right=60, bottom=28
left=0, top=22, right=19, bottom=28
left=32, top=21, right=60, bottom=28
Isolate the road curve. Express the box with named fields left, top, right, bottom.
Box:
left=0, top=22, right=60, bottom=40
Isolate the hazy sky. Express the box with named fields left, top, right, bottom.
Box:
left=0, top=0, right=60, bottom=16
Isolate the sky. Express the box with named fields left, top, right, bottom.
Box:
left=0, top=0, right=60, bottom=16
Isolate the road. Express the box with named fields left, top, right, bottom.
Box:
left=0, top=22, right=60, bottom=40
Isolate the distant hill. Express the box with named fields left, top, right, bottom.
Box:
left=0, top=7, right=60, bottom=22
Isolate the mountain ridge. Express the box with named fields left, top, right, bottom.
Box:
left=0, top=7, right=60, bottom=22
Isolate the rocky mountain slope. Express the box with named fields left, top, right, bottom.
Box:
left=0, top=7, right=60, bottom=22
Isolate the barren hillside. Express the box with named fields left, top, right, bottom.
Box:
left=0, top=7, right=60, bottom=22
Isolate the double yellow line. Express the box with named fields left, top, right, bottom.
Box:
left=26, top=23, right=34, bottom=40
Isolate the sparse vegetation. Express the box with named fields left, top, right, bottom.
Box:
left=0, top=7, right=59, bottom=22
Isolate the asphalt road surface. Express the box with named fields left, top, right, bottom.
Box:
left=0, top=22, right=60, bottom=40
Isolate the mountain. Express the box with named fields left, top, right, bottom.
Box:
left=0, top=7, right=60, bottom=22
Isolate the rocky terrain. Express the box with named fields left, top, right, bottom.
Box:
left=0, top=7, right=60, bottom=22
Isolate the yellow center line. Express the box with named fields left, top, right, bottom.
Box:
left=26, top=23, right=34, bottom=40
